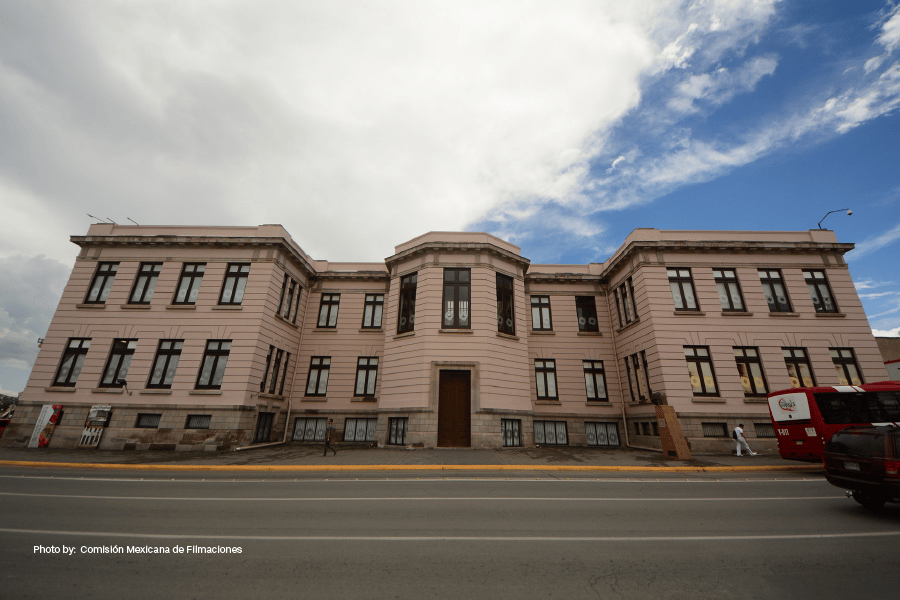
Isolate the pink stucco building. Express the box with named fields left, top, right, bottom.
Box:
left=2, top=224, right=889, bottom=453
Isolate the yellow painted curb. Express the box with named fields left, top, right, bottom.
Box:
left=0, top=460, right=822, bottom=473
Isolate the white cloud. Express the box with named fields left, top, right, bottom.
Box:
left=872, top=326, right=900, bottom=337
left=667, top=55, right=778, bottom=114
left=849, top=222, right=900, bottom=260
left=877, top=3, right=900, bottom=54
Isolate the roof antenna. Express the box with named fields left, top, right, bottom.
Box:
left=87, top=213, right=105, bottom=223
left=127, top=217, right=140, bottom=225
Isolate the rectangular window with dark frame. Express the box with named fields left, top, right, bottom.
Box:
left=754, top=422, right=776, bottom=438
left=534, top=420, right=568, bottom=445
left=53, top=338, right=91, bottom=386
left=100, top=339, right=138, bottom=388
left=259, top=345, right=274, bottom=392
left=586, top=422, right=619, bottom=447
left=129, top=262, right=162, bottom=304
left=388, top=417, right=408, bottom=445
left=268, top=349, right=284, bottom=395
left=632, top=353, right=649, bottom=400
left=783, top=347, right=816, bottom=388
left=219, top=263, right=250, bottom=305
left=624, top=356, right=637, bottom=402
left=362, top=294, right=384, bottom=329
left=831, top=348, right=864, bottom=386
left=615, top=278, right=637, bottom=326
left=173, top=263, right=205, bottom=305
left=714, top=269, right=745, bottom=311
left=531, top=296, right=552, bottom=330
left=442, top=268, right=471, bottom=329
left=534, top=359, right=558, bottom=400
left=291, top=287, right=302, bottom=324
left=668, top=268, right=699, bottom=311
left=804, top=269, right=838, bottom=313
left=496, top=273, right=515, bottom=335
left=502, top=419, right=522, bottom=447
left=147, top=339, right=183, bottom=389
left=293, top=417, right=328, bottom=441
left=317, top=293, right=340, bottom=328
left=583, top=360, right=608, bottom=401
left=135, top=413, right=161, bottom=429
left=733, top=347, right=768, bottom=396
left=343, top=418, right=377, bottom=442
left=305, top=356, right=330, bottom=396
left=759, top=269, right=792, bottom=312
left=575, top=296, right=600, bottom=332
left=354, top=357, right=379, bottom=397
left=185, top=414, right=211, bottom=429
left=685, top=346, right=718, bottom=396
left=85, top=262, right=119, bottom=304
left=701, top=422, right=727, bottom=437
left=278, top=352, right=291, bottom=396
left=278, top=275, right=298, bottom=321
left=397, top=273, right=417, bottom=334
left=195, top=340, right=231, bottom=390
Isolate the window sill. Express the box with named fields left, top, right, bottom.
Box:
left=166, top=305, right=197, bottom=310
left=76, top=303, right=106, bottom=309
left=120, top=304, right=151, bottom=310
left=721, top=311, right=754, bottom=317
left=313, top=327, right=338, bottom=332
left=690, top=396, right=726, bottom=403
left=394, top=331, right=416, bottom=340
left=91, top=388, right=124, bottom=394
left=212, top=305, right=243, bottom=310
left=768, top=312, right=800, bottom=317
left=586, top=400, right=611, bottom=405
left=276, top=314, right=299, bottom=328
left=359, top=328, right=383, bottom=333
left=743, top=397, right=768, bottom=403
left=496, top=332, right=519, bottom=341
left=577, top=331, right=602, bottom=337
left=258, top=393, right=284, bottom=400
left=673, top=310, right=705, bottom=316
left=814, top=312, right=846, bottom=318
left=140, top=389, right=173, bottom=395
left=352, top=397, right=378, bottom=402
left=301, top=397, right=329, bottom=402
left=189, top=390, right=223, bottom=395
left=530, top=330, right=555, bottom=335
left=534, top=400, right=561, bottom=405
left=438, top=328, right=473, bottom=334
left=45, top=386, right=76, bottom=393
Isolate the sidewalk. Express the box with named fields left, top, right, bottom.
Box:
left=0, top=443, right=822, bottom=472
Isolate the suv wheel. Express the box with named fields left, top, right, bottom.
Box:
left=851, top=490, right=886, bottom=510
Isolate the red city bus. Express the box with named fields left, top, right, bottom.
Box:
left=767, top=381, right=900, bottom=462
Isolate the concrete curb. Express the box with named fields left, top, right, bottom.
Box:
left=0, top=460, right=823, bottom=473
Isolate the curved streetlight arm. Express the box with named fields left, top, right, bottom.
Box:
left=817, top=208, right=852, bottom=229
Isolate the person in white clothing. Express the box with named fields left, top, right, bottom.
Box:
left=734, top=423, right=757, bottom=456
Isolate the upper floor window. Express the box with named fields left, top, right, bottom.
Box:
left=830, top=348, right=863, bottom=386
left=129, top=263, right=162, bottom=304
left=196, top=340, right=231, bottom=389
left=148, top=339, right=183, bottom=389
left=362, top=294, right=384, bottom=329
left=734, top=347, right=768, bottom=396
left=278, top=275, right=299, bottom=321
left=714, top=269, right=745, bottom=311
left=684, top=346, right=718, bottom=396
left=267, top=349, right=285, bottom=395
left=575, top=296, right=599, bottom=332
left=219, top=263, right=250, bottom=305
left=305, top=356, right=331, bottom=396
left=397, top=273, right=417, bottom=334
left=173, top=263, right=205, bottom=305
left=496, top=273, right=515, bottom=335
left=53, top=338, right=91, bottom=387
left=355, top=357, right=379, bottom=397
left=783, top=347, right=815, bottom=388
left=614, top=278, right=637, bottom=326
left=317, top=293, right=340, bottom=328
left=534, top=359, right=558, bottom=400
left=442, top=268, right=470, bottom=329
left=803, top=270, right=838, bottom=313
left=583, top=360, right=608, bottom=401
left=277, top=352, right=291, bottom=396
left=668, top=268, right=699, bottom=311
left=85, top=262, right=119, bottom=304
left=100, top=339, right=138, bottom=388
left=531, top=296, right=552, bottom=331
left=759, top=269, right=792, bottom=312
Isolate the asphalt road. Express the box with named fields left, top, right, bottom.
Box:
left=1, top=467, right=898, bottom=599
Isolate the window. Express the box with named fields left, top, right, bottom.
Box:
left=260, top=345, right=274, bottom=392
left=317, top=293, right=340, bottom=328
left=278, top=275, right=299, bottom=321
left=614, top=278, right=637, bottom=326
left=502, top=419, right=522, bottom=447
left=754, top=422, right=776, bottom=438
left=803, top=270, right=838, bottom=313
left=534, top=359, right=558, bottom=399
left=496, top=273, right=515, bottom=335
left=585, top=422, right=619, bottom=447
left=534, top=420, right=568, bottom=445
left=254, top=412, right=275, bottom=444
left=397, top=273, right=417, bottom=334
left=147, top=339, right=183, bottom=389
left=195, top=340, right=231, bottom=390
left=714, top=269, right=745, bottom=311
left=624, top=356, right=637, bottom=402
left=442, top=268, right=470, bottom=329
left=53, top=338, right=91, bottom=386
left=831, top=348, right=864, bottom=386
left=219, top=263, right=250, bottom=305
left=783, top=347, right=816, bottom=388
left=701, top=422, right=727, bottom=437
left=136, top=414, right=161, bottom=429
left=583, top=360, right=608, bottom=401
left=343, top=418, right=377, bottom=442
left=388, top=417, right=409, bottom=445
left=305, top=357, right=331, bottom=396
left=362, top=294, right=384, bottom=329
left=293, top=417, right=328, bottom=441
left=575, top=296, right=599, bottom=332
left=668, top=268, right=699, bottom=311
left=685, top=346, right=718, bottom=396
left=173, top=263, right=205, bottom=305
left=759, top=269, right=792, bottom=312
left=632, top=353, right=649, bottom=400
left=185, top=414, right=211, bottom=429
left=100, top=339, right=137, bottom=388
left=278, top=352, right=291, bottom=396
left=354, top=357, right=379, bottom=397
left=268, top=349, right=284, bottom=395
left=531, top=296, right=552, bottom=330
left=734, top=347, right=768, bottom=396
left=85, top=262, right=119, bottom=304
left=128, top=263, right=162, bottom=304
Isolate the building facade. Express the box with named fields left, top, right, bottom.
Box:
left=1, top=224, right=889, bottom=453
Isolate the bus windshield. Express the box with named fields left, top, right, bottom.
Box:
left=813, top=391, right=900, bottom=425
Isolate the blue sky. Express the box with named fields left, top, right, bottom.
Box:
left=1, top=0, right=899, bottom=395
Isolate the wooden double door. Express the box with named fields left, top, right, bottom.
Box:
left=437, top=370, right=471, bottom=447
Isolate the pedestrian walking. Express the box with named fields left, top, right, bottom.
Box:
left=323, top=418, right=337, bottom=456
left=733, top=423, right=757, bottom=456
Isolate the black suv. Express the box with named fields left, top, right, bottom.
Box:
left=823, top=426, right=900, bottom=510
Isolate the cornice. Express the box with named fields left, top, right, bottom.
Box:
left=384, top=241, right=531, bottom=272
left=525, top=272, right=605, bottom=285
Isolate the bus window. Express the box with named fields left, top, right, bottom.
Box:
left=814, top=391, right=900, bottom=424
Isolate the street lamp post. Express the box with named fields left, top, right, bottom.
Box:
left=817, top=209, right=852, bottom=229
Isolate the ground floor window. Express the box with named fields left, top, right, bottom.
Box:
left=185, top=414, right=211, bottom=429
left=135, top=413, right=161, bottom=429
left=254, top=412, right=275, bottom=443
left=344, top=417, right=377, bottom=442
left=501, top=419, right=522, bottom=447
left=585, top=422, right=619, bottom=447
left=753, top=422, right=776, bottom=438
left=388, top=418, right=408, bottom=445
left=293, top=417, right=328, bottom=442
left=701, top=422, right=727, bottom=437
left=534, top=420, right=568, bottom=445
